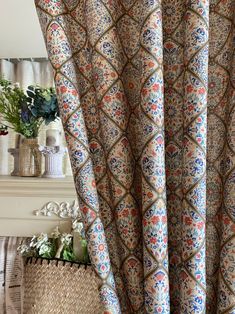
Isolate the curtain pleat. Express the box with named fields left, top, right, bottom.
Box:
left=35, top=0, right=235, bottom=313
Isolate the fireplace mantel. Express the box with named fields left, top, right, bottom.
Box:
left=0, top=176, right=77, bottom=237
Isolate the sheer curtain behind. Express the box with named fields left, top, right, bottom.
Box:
left=0, top=58, right=54, bottom=89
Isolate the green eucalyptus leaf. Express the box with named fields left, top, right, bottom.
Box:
left=27, top=91, right=35, bottom=98
left=27, top=85, right=34, bottom=91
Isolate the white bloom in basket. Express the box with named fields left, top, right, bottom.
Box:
left=29, top=235, right=37, bottom=248
left=36, top=233, right=48, bottom=248
left=39, top=243, right=50, bottom=255
left=61, top=233, right=72, bottom=246
left=30, top=233, right=48, bottom=249
left=17, top=244, right=30, bottom=255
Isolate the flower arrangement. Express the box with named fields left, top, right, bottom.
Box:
left=18, top=226, right=89, bottom=263
left=0, top=78, right=59, bottom=138
left=27, top=85, right=59, bottom=126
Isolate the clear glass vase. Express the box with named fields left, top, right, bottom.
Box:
left=19, top=138, right=41, bottom=177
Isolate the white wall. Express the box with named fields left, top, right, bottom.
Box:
left=0, top=0, right=47, bottom=58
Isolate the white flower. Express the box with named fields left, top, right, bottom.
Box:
left=36, top=233, right=48, bottom=249
left=14, top=82, right=20, bottom=88
left=8, top=84, right=15, bottom=91
left=39, top=243, right=50, bottom=255
left=17, top=244, right=30, bottom=255
left=60, top=233, right=72, bottom=246
left=29, top=233, right=48, bottom=249
left=29, top=235, right=37, bottom=248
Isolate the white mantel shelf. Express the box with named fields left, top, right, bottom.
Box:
left=0, top=176, right=76, bottom=198
left=0, top=176, right=78, bottom=237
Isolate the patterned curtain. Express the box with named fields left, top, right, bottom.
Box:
left=35, top=0, right=235, bottom=313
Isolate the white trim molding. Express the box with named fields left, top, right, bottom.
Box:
left=34, top=200, right=81, bottom=220
left=0, top=176, right=76, bottom=198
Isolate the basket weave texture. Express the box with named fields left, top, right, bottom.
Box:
left=23, top=258, right=103, bottom=314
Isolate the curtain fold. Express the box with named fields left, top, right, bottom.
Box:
left=35, top=0, right=235, bottom=313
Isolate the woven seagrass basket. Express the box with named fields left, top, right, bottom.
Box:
left=23, top=257, right=103, bottom=314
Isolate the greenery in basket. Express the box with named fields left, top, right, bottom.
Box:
left=0, top=78, right=59, bottom=138
left=18, top=226, right=89, bottom=264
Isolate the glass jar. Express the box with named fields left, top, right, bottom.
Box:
left=19, top=138, right=41, bottom=177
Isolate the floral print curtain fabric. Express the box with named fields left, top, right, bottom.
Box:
left=35, top=0, right=235, bottom=313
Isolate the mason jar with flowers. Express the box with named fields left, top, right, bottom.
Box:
left=0, top=78, right=59, bottom=177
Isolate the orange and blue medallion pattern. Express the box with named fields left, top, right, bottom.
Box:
left=35, top=0, right=235, bottom=313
